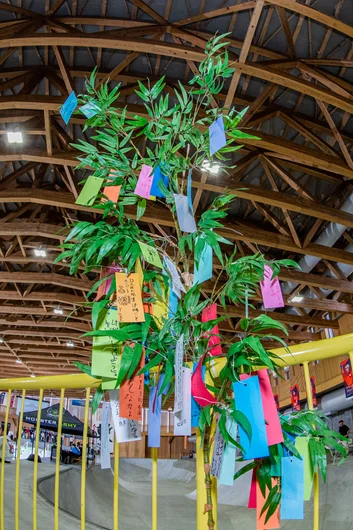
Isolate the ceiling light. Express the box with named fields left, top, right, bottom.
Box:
left=284, top=366, right=290, bottom=372
left=34, top=247, right=47, bottom=257
left=66, top=340, right=74, bottom=348
left=53, top=306, right=64, bottom=315
left=30, top=374, right=35, bottom=378
left=202, top=160, right=220, bottom=175
left=7, top=131, right=23, bottom=144
left=0, top=337, right=4, bottom=343
left=16, top=359, right=22, bottom=364
left=289, top=295, right=304, bottom=303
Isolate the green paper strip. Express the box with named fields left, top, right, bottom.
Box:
left=295, top=436, right=314, bottom=501
left=138, top=241, right=163, bottom=268
left=76, top=176, right=103, bottom=206
left=102, top=377, right=118, bottom=390
left=91, top=308, right=121, bottom=379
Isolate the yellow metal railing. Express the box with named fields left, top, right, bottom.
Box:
left=0, top=332, right=352, bottom=530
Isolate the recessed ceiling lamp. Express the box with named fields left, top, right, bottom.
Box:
left=53, top=306, right=64, bottom=315
left=289, top=295, right=304, bottom=303
left=202, top=160, right=220, bottom=175
left=66, top=340, right=74, bottom=348
left=7, top=131, right=23, bottom=144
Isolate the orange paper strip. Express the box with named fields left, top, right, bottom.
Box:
left=256, top=478, right=280, bottom=530
left=115, top=272, right=145, bottom=323
left=102, top=185, right=121, bottom=203
left=120, top=354, right=145, bottom=421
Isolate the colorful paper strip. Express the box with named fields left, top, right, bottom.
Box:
left=233, top=376, right=269, bottom=460
left=260, top=265, right=284, bottom=309
left=281, top=456, right=304, bottom=520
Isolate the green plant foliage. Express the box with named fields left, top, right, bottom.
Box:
left=59, top=33, right=346, bottom=529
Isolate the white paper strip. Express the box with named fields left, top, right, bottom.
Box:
left=174, top=367, right=191, bottom=436
left=210, top=423, right=225, bottom=479
left=109, top=390, right=141, bottom=443
left=174, top=334, right=184, bottom=413
left=100, top=402, right=111, bottom=469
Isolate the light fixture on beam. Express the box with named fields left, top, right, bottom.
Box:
left=53, top=306, right=64, bottom=315
left=7, top=131, right=23, bottom=144
left=66, top=340, right=74, bottom=348
left=289, top=295, right=304, bottom=303
left=34, top=246, right=47, bottom=258
left=0, top=337, right=4, bottom=343
left=30, top=374, right=36, bottom=378
left=16, top=359, right=22, bottom=364
left=202, top=160, right=220, bottom=175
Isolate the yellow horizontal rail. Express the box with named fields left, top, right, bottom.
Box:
left=0, top=333, right=351, bottom=391
left=0, top=372, right=99, bottom=391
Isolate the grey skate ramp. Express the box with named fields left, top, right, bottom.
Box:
left=36, top=456, right=353, bottom=529
left=1, top=460, right=97, bottom=530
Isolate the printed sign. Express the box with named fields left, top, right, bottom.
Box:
left=290, top=384, right=301, bottom=411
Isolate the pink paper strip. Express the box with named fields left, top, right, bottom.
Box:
left=240, top=370, right=283, bottom=447
left=260, top=265, right=284, bottom=309
left=248, top=469, right=257, bottom=509
left=202, top=303, right=222, bottom=357
left=191, top=354, right=217, bottom=408
left=134, top=164, right=153, bottom=199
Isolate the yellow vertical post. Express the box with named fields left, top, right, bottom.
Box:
left=152, top=447, right=158, bottom=530
left=113, top=438, right=119, bottom=530
left=0, top=388, right=12, bottom=530
left=80, top=387, right=90, bottom=530
left=15, top=389, right=26, bottom=530
left=33, top=388, right=44, bottom=530
left=54, top=388, right=65, bottom=530
left=196, top=428, right=218, bottom=530
left=303, top=361, right=319, bottom=530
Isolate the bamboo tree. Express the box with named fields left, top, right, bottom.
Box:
left=58, top=34, right=347, bottom=528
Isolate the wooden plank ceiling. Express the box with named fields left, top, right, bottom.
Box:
left=0, top=0, right=353, bottom=382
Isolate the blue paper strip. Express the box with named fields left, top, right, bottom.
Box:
left=60, top=91, right=78, bottom=124
left=219, top=418, right=237, bottom=486
left=191, top=363, right=204, bottom=427
left=187, top=169, right=193, bottom=213
left=233, top=376, right=270, bottom=460
left=80, top=100, right=100, bottom=119
left=193, top=243, right=213, bottom=286
left=148, top=383, right=162, bottom=448
left=283, top=432, right=296, bottom=457
left=209, top=116, right=226, bottom=156
left=168, top=289, right=179, bottom=318
left=151, top=165, right=169, bottom=198
left=280, top=457, right=304, bottom=520
left=174, top=194, right=197, bottom=233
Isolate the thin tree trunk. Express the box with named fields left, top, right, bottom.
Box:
left=203, top=423, right=215, bottom=530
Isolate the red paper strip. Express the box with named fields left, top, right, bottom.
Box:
left=120, top=354, right=145, bottom=421
left=191, top=354, right=217, bottom=408
left=201, top=303, right=222, bottom=357
left=248, top=469, right=257, bottom=509
left=256, top=478, right=280, bottom=529
left=260, top=265, right=284, bottom=309
left=240, top=370, right=283, bottom=446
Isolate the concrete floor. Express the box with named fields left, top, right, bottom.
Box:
left=2, top=457, right=353, bottom=529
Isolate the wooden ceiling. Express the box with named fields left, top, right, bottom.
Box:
left=1, top=0, right=353, bottom=381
